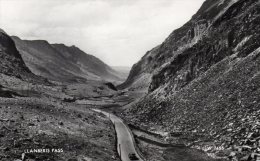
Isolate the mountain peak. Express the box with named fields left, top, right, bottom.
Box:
left=0, top=28, right=7, bottom=34
left=10, top=35, right=21, bottom=40
left=0, top=30, right=31, bottom=77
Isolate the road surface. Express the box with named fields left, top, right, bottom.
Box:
left=92, top=109, right=143, bottom=161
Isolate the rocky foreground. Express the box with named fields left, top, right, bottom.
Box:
left=0, top=73, right=120, bottom=161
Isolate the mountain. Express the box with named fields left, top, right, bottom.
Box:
left=12, top=37, right=123, bottom=83
left=119, top=0, right=244, bottom=90
left=121, top=0, right=260, bottom=159
left=0, top=29, right=31, bottom=78
left=0, top=29, right=46, bottom=97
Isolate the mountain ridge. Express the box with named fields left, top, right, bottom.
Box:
left=12, top=36, right=123, bottom=83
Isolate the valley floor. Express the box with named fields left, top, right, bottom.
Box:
left=0, top=74, right=120, bottom=161
left=0, top=73, right=249, bottom=161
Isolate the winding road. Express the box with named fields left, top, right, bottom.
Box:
left=92, top=109, right=143, bottom=161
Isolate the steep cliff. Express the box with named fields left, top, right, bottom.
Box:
left=123, top=0, right=260, bottom=159
left=119, top=0, right=239, bottom=90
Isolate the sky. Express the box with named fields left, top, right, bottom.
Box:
left=0, top=0, right=205, bottom=67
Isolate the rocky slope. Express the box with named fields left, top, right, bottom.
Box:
left=12, top=37, right=122, bottom=83
left=122, top=0, right=260, bottom=160
left=0, top=29, right=31, bottom=78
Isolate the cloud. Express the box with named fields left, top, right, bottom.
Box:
left=0, top=0, right=205, bottom=66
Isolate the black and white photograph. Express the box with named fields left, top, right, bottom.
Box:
left=0, top=0, right=259, bottom=160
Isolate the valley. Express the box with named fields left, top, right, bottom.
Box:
left=1, top=0, right=260, bottom=161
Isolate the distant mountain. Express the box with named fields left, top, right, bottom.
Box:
left=121, top=0, right=260, bottom=159
left=12, top=37, right=123, bottom=83
left=111, top=66, right=131, bottom=80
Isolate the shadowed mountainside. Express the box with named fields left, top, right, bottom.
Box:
left=0, top=30, right=31, bottom=78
